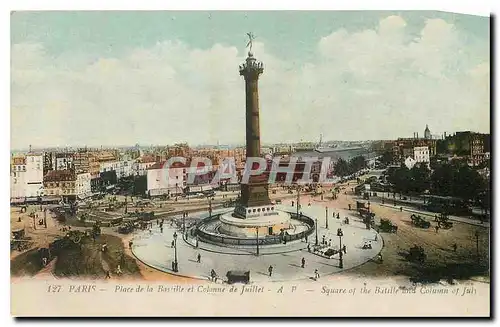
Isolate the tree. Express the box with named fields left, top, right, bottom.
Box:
left=410, top=164, right=431, bottom=194
left=387, top=166, right=411, bottom=194
left=431, top=164, right=454, bottom=196
left=379, top=151, right=393, bottom=165
left=334, top=158, right=350, bottom=177
left=348, top=156, right=367, bottom=174
left=453, top=166, right=484, bottom=202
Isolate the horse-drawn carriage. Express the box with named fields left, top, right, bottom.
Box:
left=410, top=214, right=431, bottom=229
left=10, top=228, right=33, bottom=252
left=379, top=218, right=398, bottom=233
left=226, top=270, right=250, bottom=284
left=118, top=222, right=135, bottom=234
left=435, top=213, right=453, bottom=229
left=357, top=202, right=375, bottom=229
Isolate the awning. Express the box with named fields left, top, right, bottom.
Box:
left=187, top=185, right=212, bottom=193
left=25, top=197, right=39, bottom=203
left=10, top=198, right=25, bottom=204
left=149, top=187, right=184, bottom=196
left=41, top=196, right=62, bottom=203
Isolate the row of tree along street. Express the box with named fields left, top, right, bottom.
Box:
left=333, top=156, right=368, bottom=177
left=385, top=162, right=489, bottom=214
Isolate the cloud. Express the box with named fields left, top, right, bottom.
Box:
left=10, top=16, right=489, bottom=149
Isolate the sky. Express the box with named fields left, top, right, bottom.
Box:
left=10, top=11, right=490, bottom=149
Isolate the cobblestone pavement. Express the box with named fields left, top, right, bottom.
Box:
left=131, top=204, right=382, bottom=283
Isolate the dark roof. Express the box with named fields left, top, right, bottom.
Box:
left=44, top=169, right=75, bottom=182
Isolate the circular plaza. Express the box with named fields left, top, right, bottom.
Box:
left=131, top=203, right=383, bottom=283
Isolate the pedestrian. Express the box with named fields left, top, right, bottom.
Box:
left=314, top=269, right=320, bottom=279
left=307, top=244, right=311, bottom=252
left=305, top=234, right=308, bottom=243
left=128, top=240, right=133, bottom=249
left=337, top=213, right=340, bottom=219
left=197, top=253, right=201, bottom=263
left=308, top=202, right=311, bottom=207
left=268, top=265, right=273, bottom=277
left=328, top=239, right=332, bottom=247
left=453, top=243, right=457, bottom=252
left=374, top=234, right=378, bottom=241
left=116, top=265, right=122, bottom=275
left=301, top=257, right=305, bottom=268
left=348, top=204, right=351, bottom=211
left=400, top=207, right=403, bottom=212
left=160, top=226, right=163, bottom=233
left=210, top=269, right=217, bottom=282
left=435, top=225, right=439, bottom=233
left=105, top=270, right=111, bottom=279
left=322, top=235, right=326, bottom=245
left=42, top=257, right=48, bottom=266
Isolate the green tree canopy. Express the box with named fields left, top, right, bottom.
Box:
left=334, top=158, right=350, bottom=177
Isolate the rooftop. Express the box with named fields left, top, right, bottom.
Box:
left=44, top=169, right=76, bottom=182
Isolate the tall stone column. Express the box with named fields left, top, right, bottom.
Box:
left=237, top=52, right=271, bottom=211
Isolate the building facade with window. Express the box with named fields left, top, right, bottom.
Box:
left=25, top=153, right=44, bottom=198
left=146, top=161, right=187, bottom=196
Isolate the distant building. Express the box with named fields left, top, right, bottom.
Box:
left=134, top=155, right=157, bottom=176
left=424, top=124, right=432, bottom=139
left=25, top=153, right=44, bottom=198
left=55, top=153, right=74, bottom=170
left=440, top=131, right=490, bottom=166
left=146, top=161, right=186, bottom=196
left=43, top=170, right=91, bottom=202
left=470, top=134, right=485, bottom=166
left=10, top=156, right=27, bottom=201
left=404, top=157, right=416, bottom=170
left=391, top=137, right=437, bottom=162
left=413, top=146, right=430, bottom=166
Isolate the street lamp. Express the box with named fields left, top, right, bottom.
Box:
left=315, top=217, right=319, bottom=246
left=325, top=207, right=329, bottom=229
left=337, top=228, right=344, bottom=269
left=256, top=227, right=260, bottom=256
left=172, top=232, right=179, bottom=272
left=296, top=186, right=300, bottom=219
left=208, top=196, right=213, bottom=219
left=183, top=214, right=186, bottom=234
